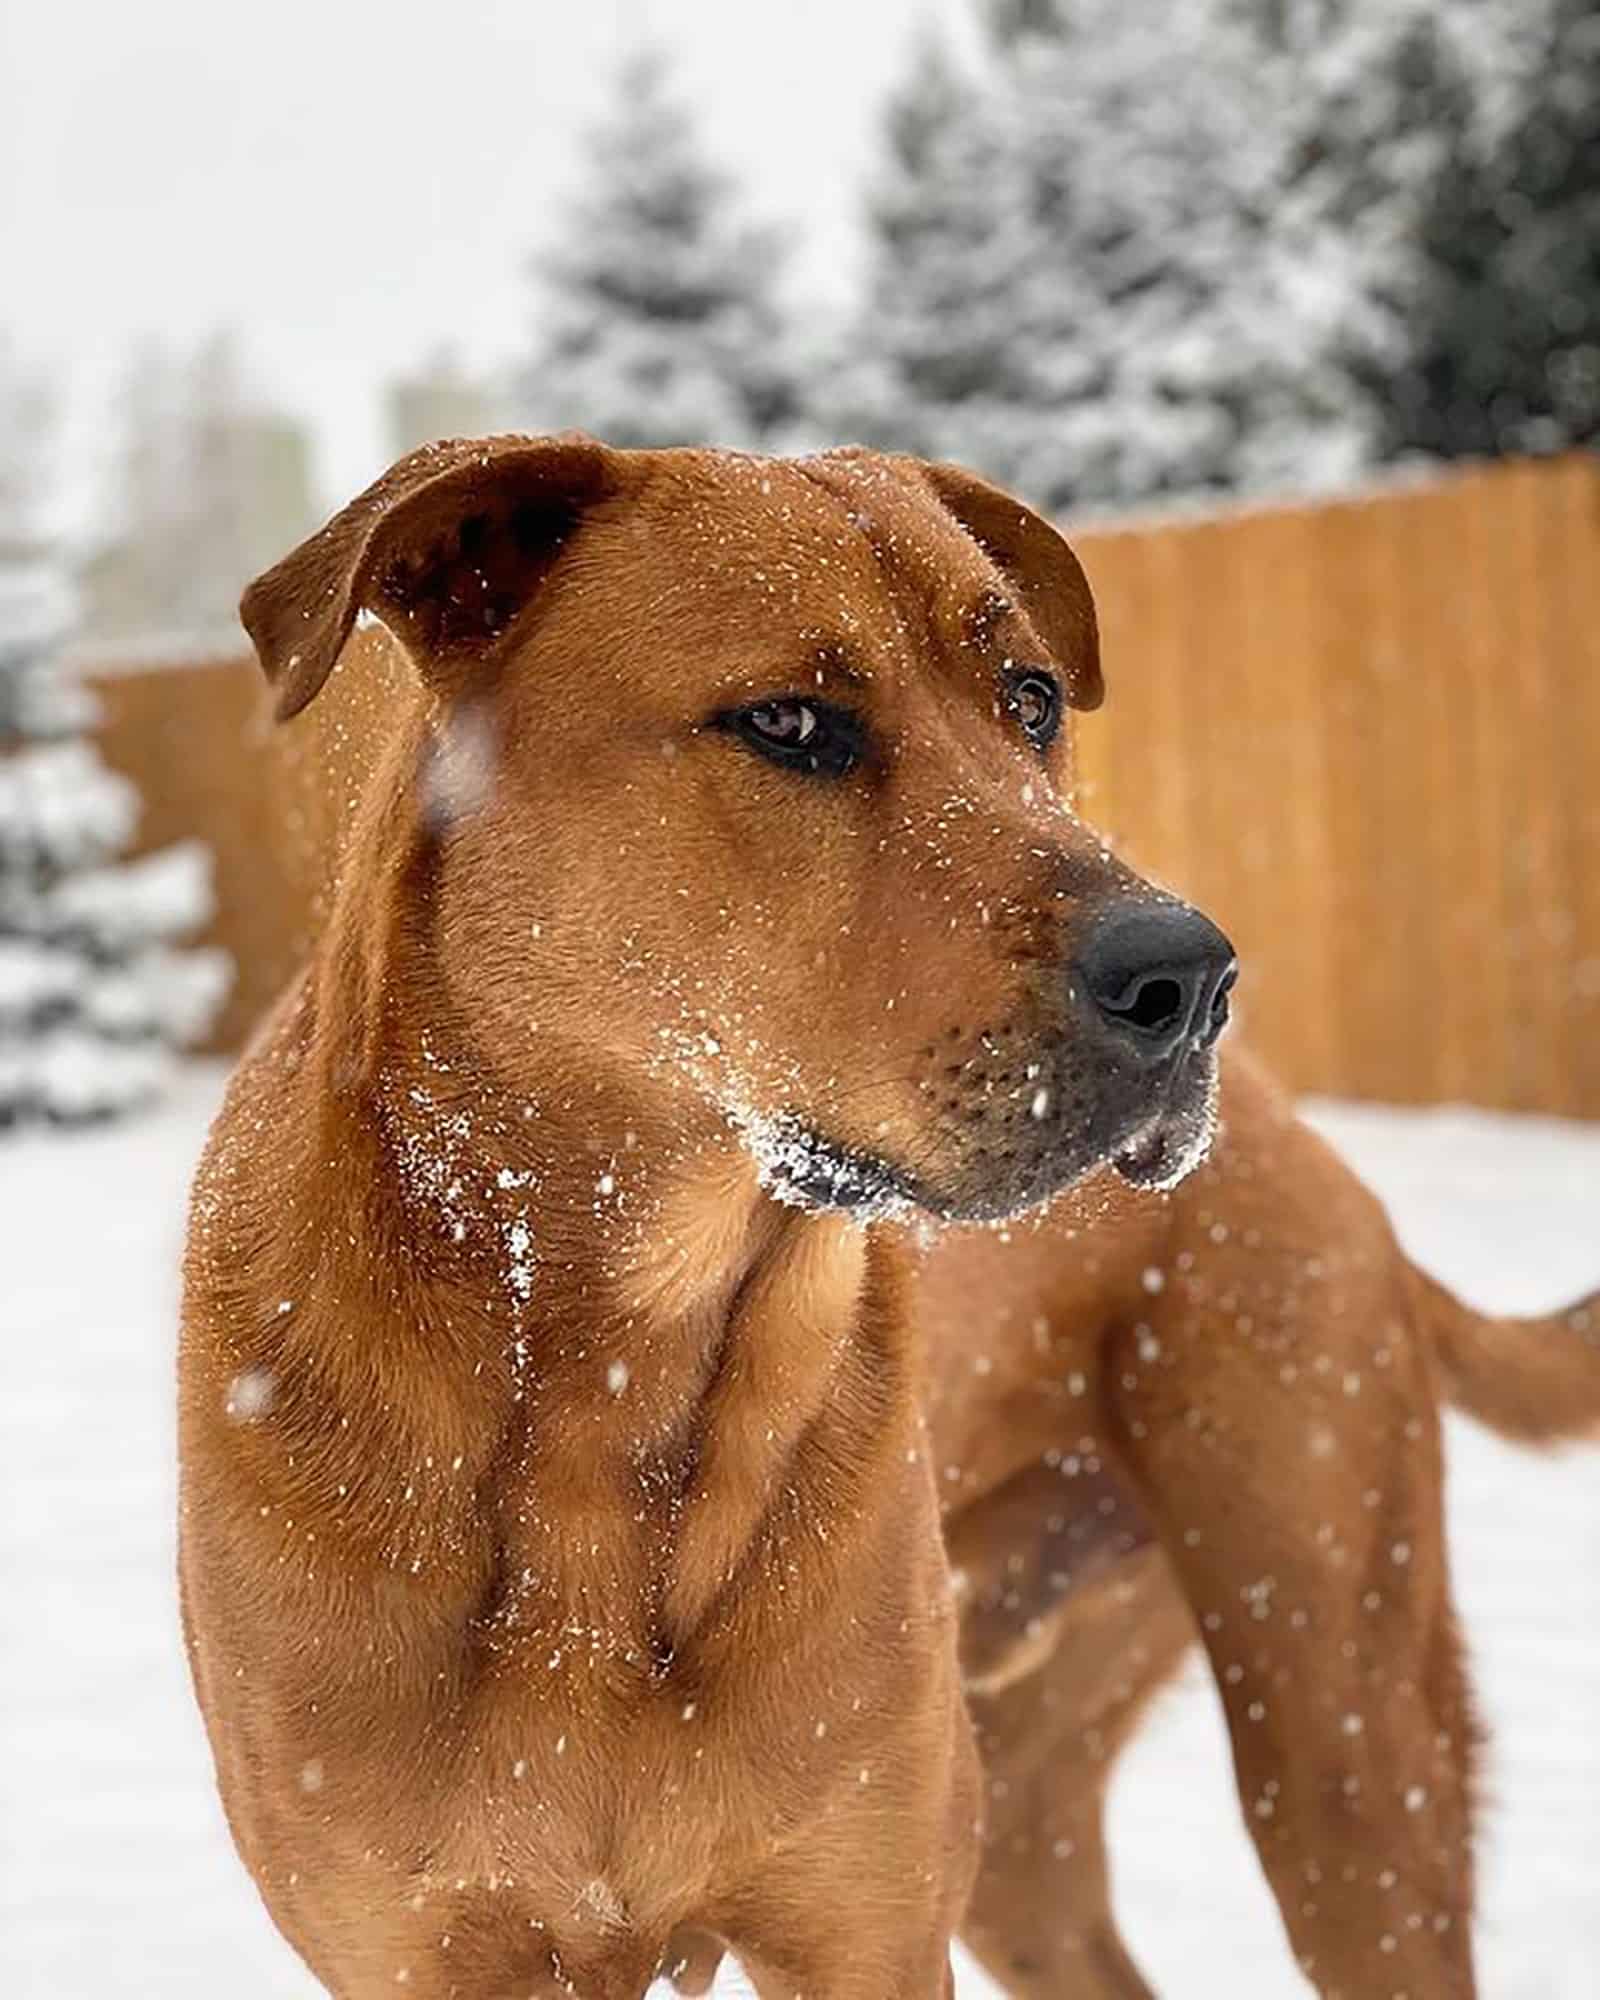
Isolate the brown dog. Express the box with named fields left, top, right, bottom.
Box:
left=179, top=436, right=1599, bottom=2000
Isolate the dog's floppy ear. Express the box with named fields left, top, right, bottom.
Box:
left=917, top=459, right=1103, bottom=713
left=240, top=433, right=622, bottom=721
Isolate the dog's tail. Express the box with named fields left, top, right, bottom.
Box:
left=1411, top=1264, right=1600, bottom=1444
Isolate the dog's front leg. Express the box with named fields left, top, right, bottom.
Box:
left=728, top=1718, right=981, bottom=2000
left=740, top=1941, right=958, bottom=2000
left=733, top=1846, right=972, bottom=2000
left=1106, top=1294, right=1478, bottom=1999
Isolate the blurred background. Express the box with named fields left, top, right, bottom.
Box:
left=2, top=0, right=1598, bottom=1994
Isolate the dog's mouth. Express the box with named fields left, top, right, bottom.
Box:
left=735, top=1065, right=1219, bottom=1224
left=735, top=1112, right=920, bottom=1220
left=1102, top=1038, right=1223, bottom=1192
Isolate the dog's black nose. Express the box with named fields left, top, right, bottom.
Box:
left=1075, top=904, right=1237, bottom=1062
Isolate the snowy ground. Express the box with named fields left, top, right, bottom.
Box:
left=3, top=1071, right=1597, bottom=1998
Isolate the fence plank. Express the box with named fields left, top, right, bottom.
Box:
left=1371, top=482, right=1451, bottom=1105
left=1417, top=475, right=1495, bottom=1104
left=1308, top=495, right=1394, bottom=1097
left=1540, top=456, right=1600, bottom=1114
left=1075, top=524, right=1196, bottom=895
left=1496, top=463, right=1571, bottom=1112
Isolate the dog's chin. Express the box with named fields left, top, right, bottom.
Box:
left=1107, top=1066, right=1221, bottom=1193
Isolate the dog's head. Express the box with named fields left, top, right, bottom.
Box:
left=243, top=434, right=1233, bottom=1222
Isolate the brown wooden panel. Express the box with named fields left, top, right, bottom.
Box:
left=1303, top=496, right=1389, bottom=1097
left=1412, top=475, right=1499, bottom=1105
left=1494, top=463, right=1570, bottom=1110
left=1365, top=483, right=1449, bottom=1104
left=1212, top=502, right=1338, bottom=1096
left=90, top=658, right=297, bottom=1053
left=1068, top=526, right=1133, bottom=845
left=1168, top=515, right=1279, bottom=1059
left=1075, top=524, right=1198, bottom=897
left=1449, top=470, right=1518, bottom=1108
left=1539, top=456, right=1600, bottom=1114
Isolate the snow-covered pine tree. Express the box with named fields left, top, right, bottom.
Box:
left=819, top=31, right=1039, bottom=469
left=1241, top=0, right=1480, bottom=488
left=977, top=0, right=1289, bottom=514
left=844, top=0, right=1515, bottom=508
left=837, top=5, right=1286, bottom=513
left=986, top=0, right=1067, bottom=47
left=518, top=48, right=798, bottom=450
left=0, top=352, right=228, bottom=1125
left=1214, top=0, right=1342, bottom=50
left=1383, top=0, right=1600, bottom=460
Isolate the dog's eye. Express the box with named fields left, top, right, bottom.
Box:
left=722, top=698, right=862, bottom=779
left=1005, top=669, right=1062, bottom=752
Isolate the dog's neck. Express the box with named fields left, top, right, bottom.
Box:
left=262, top=909, right=910, bottom=1666
left=368, top=982, right=796, bottom=1350
left=206, top=767, right=925, bottom=1669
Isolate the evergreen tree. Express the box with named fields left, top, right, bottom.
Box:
left=1252, top=0, right=1480, bottom=485
left=840, top=3, right=1341, bottom=515
left=1215, top=0, right=1346, bottom=53
left=0, top=348, right=227, bottom=1124
left=981, top=0, right=1289, bottom=513
left=986, top=0, right=1066, bottom=45
left=1384, top=0, right=1600, bottom=459
left=519, top=48, right=798, bottom=450
left=820, top=33, right=1038, bottom=468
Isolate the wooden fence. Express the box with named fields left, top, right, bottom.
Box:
left=85, top=453, right=1600, bottom=1117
